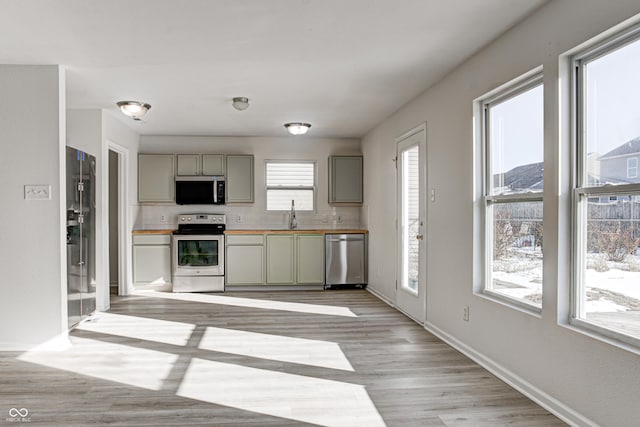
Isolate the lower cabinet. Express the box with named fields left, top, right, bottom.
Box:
left=226, top=233, right=325, bottom=286
left=266, top=235, right=295, bottom=284
left=226, top=234, right=265, bottom=285
left=133, top=234, right=172, bottom=285
left=296, top=235, right=325, bottom=284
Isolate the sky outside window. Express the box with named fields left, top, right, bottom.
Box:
left=585, top=37, right=640, bottom=156
left=490, top=84, right=544, bottom=176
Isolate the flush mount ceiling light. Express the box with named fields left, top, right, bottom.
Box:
left=232, top=97, right=250, bottom=111
left=284, top=122, right=311, bottom=135
left=116, top=101, right=151, bottom=120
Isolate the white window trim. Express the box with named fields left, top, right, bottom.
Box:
left=264, top=159, right=317, bottom=212
left=570, top=23, right=640, bottom=349
left=477, top=70, right=544, bottom=313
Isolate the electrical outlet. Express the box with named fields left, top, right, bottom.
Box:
left=463, top=305, right=470, bottom=322
left=322, top=215, right=328, bottom=223
left=160, top=214, right=167, bottom=224
left=235, top=215, right=242, bottom=223
left=337, top=215, right=343, bottom=223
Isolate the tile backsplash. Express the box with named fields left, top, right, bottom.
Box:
left=135, top=204, right=363, bottom=230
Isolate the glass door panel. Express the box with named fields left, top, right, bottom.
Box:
left=396, top=126, right=427, bottom=323
left=401, top=145, right=420, bottom=293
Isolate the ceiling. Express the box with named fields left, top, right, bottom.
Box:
left=0, top=0, right=546, bottom=138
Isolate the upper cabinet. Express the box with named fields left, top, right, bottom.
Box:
left=329, top=155, right=363, bottom=204
left=138, top=152, right=242, bottom=204
left=138, top=154, right=175, bottom=202
left=202, top=154, right=225, bottom=175
left=226, top=155, right=254, bottom=203
left=177, top=154, right=225, bottom=176
left=176, top=154, right=200, bottom=175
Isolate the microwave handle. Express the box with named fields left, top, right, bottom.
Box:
left=213, top=177, right=218, bottom=204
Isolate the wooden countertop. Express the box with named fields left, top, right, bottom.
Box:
left=225, top=229, right=368, bottom=235
left=132, top=229, right=175, bottom=235
left=133, top=229, right=368, bottom=235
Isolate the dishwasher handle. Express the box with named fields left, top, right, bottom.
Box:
left=326, top=234, right=365, bottom=242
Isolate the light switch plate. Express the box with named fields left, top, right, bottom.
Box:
left=25, top=185, right=51, bottom=200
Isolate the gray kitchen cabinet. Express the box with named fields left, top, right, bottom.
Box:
left=266, top=234, right=295, bottom=284
left=329, top=155, right=363, bottom=204
left=176, top=154, right=200, bottom=175
left=226, top=155, right=254, bottom=203
left=138, top=154, right=175, bottom=202
left=133, top=234, right=172, bottom=285
left=177, top=154, right=225, bottom=176
left=226, top=234, right=264, bottom=284
left=296, top=234, right=325, bottom=284
left=202, top=154, right=225, bottom=175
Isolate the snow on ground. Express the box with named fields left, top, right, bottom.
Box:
left=495, top=252, right=639, bottom=314
left=584, top=269, right=640, bottom=300
left=586, top=299, right=628, bottom=313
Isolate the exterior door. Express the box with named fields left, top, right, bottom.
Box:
left=396, top=125, right=427, bottom=323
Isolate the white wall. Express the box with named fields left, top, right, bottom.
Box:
left=138, top=136, right=362, bottom=230
left=362, top=1, right=640, bottom=426
left=0, top=65, right=67, bottom=350
left=67, top=110, right=141, bottom=307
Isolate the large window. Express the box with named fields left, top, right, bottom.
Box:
left=265, top=161, right=316, bottom=211
left=480, top=72, right=544, bottom=310
left=572, top=27, right=640, bottom=346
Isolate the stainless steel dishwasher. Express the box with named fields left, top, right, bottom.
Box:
left=325, top=233, right=367, bottom=289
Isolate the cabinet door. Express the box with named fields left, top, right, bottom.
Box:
left=329, top=156, right=363, bottom=203
left=266, top=235, right=295, bottom=284
left=226, top=155, right=254, bottom=203
left=296, top=235, right=325, bottom=284
left=177, top=154, right=200, bottom=175
left=133, top=245, right=171, bottom=284
left=226, top=245, right=264, bottom=284
left=202, top=154, right=225, bottom=175
left=138, top=154, right=175, bottom=202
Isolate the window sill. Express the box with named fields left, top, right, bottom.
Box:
left=477, top=290, right=542, bottom=318
left=564, top=318, right=640, bottom=356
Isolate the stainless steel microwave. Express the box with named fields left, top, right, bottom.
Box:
left=175, top=176, right=225, bottom=205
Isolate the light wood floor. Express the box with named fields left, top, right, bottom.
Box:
left=0, top=290, right=565, bottom=426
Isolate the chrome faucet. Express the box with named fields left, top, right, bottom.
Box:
left=289, top=200, right=298, bottom=229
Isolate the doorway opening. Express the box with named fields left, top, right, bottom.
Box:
left=107, top=141, right=132, bottom=299
left=108, top=149, right=119, bottom=297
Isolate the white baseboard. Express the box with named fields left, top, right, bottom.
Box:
left=366, top=286, right=395, bottom=306
left=366, top=286, right=424, bottom=325
left=424, top=321, right=596, bottom=427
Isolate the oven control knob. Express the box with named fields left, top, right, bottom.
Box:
left=180, top=216, right=186, bottom=221
left=187, top=217, right=192, bottom=221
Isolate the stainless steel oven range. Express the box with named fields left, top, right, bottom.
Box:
left=172, top=213, right=225, bottom=292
